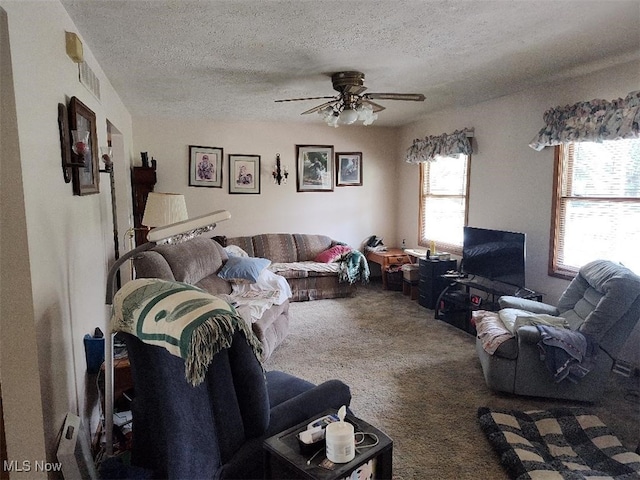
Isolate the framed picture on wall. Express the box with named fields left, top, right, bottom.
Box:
left=229, top=154, right=260, bottom=194
left=69, top=96, right=99, bottom=196
left=335, top=152, right=363, bottom=186
left=296, top=145, right=334, bottom=192
left=189, top=145, right=223, bottom=188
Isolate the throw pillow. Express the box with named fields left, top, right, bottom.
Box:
left=224, top=245, right=249, bottom=258
left=314, top=245, right=352, bottom=263
left=218, top=256, right=271, bottom=283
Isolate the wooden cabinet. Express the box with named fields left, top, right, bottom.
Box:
left=131, top=166, right=156, bottom=246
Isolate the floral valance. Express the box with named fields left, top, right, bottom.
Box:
left=529, top=90, right=640, bottom=151
left=405, top=128, right=474, bottom=164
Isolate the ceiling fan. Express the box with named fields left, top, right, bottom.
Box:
left=275, top=71, right=425, bottom=126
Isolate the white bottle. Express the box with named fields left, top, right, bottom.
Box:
left=325, top=421, right=355, bottom=463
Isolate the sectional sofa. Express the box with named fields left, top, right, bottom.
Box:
left=132, top=233, right=368, bottom=360
left=133, top=237, right=290, bottom=360
left=222, top=233, right=367, bottom=302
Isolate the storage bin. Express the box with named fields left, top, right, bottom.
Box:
left=84, top=334, right=105, bottom=374
left=385, top=266, right=404, bottom=291
left=401, top=263, right=419, bottom=282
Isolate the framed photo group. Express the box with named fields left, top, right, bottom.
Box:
left=295, top=145, right=362, bottom=192
left=189, top=145, right=224, bottom=188
left=188, top=144, right=363, bottom=194
left=189, top=145, right=261, bottom=194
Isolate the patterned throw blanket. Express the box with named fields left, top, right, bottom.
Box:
left=338, top=250, right=370, bottom=284
left=111, top=278, right=263, bottom=385
left=478, top=407, right=640, bottom=479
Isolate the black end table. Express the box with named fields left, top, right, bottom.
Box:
left=263, top=411, right=393, bottom=479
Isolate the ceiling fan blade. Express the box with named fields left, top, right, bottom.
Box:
left=361, top=99, right=386, bottom=113
left=365, top=93, right=426, bottom=101
left=275, top=96, right=336, bottom=103
left=301, top=100, right=339, bottom=115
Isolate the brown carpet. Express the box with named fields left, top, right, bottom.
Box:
left=264, top=282, right=640, bottom=480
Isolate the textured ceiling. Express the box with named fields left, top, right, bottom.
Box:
left=60, top=0, right=640, bottom=127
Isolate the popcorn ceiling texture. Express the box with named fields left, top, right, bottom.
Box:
left=61, top=0, right=640, bottom=126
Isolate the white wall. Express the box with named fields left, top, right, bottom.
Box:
left=133, top=118, right=400, bottom=249
left=0, top=0, right=134, bottom=468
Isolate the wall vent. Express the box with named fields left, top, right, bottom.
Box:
left=79, top=61, right=101, bottom=101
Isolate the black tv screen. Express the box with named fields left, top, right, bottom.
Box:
left=462, top=227, right=526, bottom=287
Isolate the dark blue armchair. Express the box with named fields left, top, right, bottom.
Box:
left=120, top=330, right=351, bottom=479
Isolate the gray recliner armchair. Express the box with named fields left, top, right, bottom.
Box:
left=476, top=260, right=640, bottom=402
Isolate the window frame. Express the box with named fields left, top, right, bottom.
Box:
left=418, top=154, right=471, bottom=255
left=549, top=145, right=572, bottom=279
left=549, top=142, right=640, bottom=279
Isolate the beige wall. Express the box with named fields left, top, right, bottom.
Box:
left=0, top=0, right=134, bottom=470
left=133, top=118, right=401, bottom=249
left=0, top=7, right=46, bottom=476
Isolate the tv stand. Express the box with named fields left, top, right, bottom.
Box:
left=435, top=276, right=542, bottom=334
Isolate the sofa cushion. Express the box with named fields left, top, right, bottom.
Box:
left=153, top=237, right=228, bottom=285
left=253, top=234, right=298, bottom=263
left=133, top=251, right=176, bottom=281
left=195, top=274, right=233, bottom=295
left=293, top=234, right=334, bottom=261
left=224, top=236, right=256, bottom=258
left=218, top=257, right=271, bottom=283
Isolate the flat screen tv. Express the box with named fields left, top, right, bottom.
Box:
left=462, top=226, right=526, bottom=287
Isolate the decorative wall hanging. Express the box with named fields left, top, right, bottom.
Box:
left=272, top=153, right=288, bottom=185
left=189, top=145, right=223, bottom=188
left=529, top=90, right=640, bottom=150
left=229, top=154, right=260, bottom=194
left=68, top=96, right=100, bottom=195
left=405, top=128, right=474, bottom=164
left=335, top=152, right=363, bottom=186
left=296, top=145, right=334, bottom=192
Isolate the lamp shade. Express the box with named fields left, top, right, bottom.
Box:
left=142, top=192, right=188, bottom=227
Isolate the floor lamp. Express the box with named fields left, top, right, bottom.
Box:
left=103, top=206, right=231, bottom=456
left=122, top=192, right=190, bottom=279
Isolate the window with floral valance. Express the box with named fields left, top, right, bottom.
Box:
left=530, top=91, right=640, bottom=277
left=407, top=128, right=473, bottom=253
left=529, top=90, right=639, bottom=150
left=405, top=128, right=474, bottom=163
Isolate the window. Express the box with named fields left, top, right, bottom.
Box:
left=419, top=154, right=470, bottom=254
left=551, top=139, right=640, bottom=278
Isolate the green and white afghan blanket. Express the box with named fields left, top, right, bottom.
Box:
left=111, top=278, right=263, bottom=386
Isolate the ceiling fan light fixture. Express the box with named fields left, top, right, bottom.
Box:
left=278, top=71, right=423, bottom=127
left=339, top=108, right=359, bottom=125
left=357, top=104, right=377, bottom=126
left=324, top=112, right=340, bottom=128
left=362, top=112, right=378, bottom=126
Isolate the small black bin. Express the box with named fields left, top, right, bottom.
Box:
left=386, top=266, right=404, bottom=291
